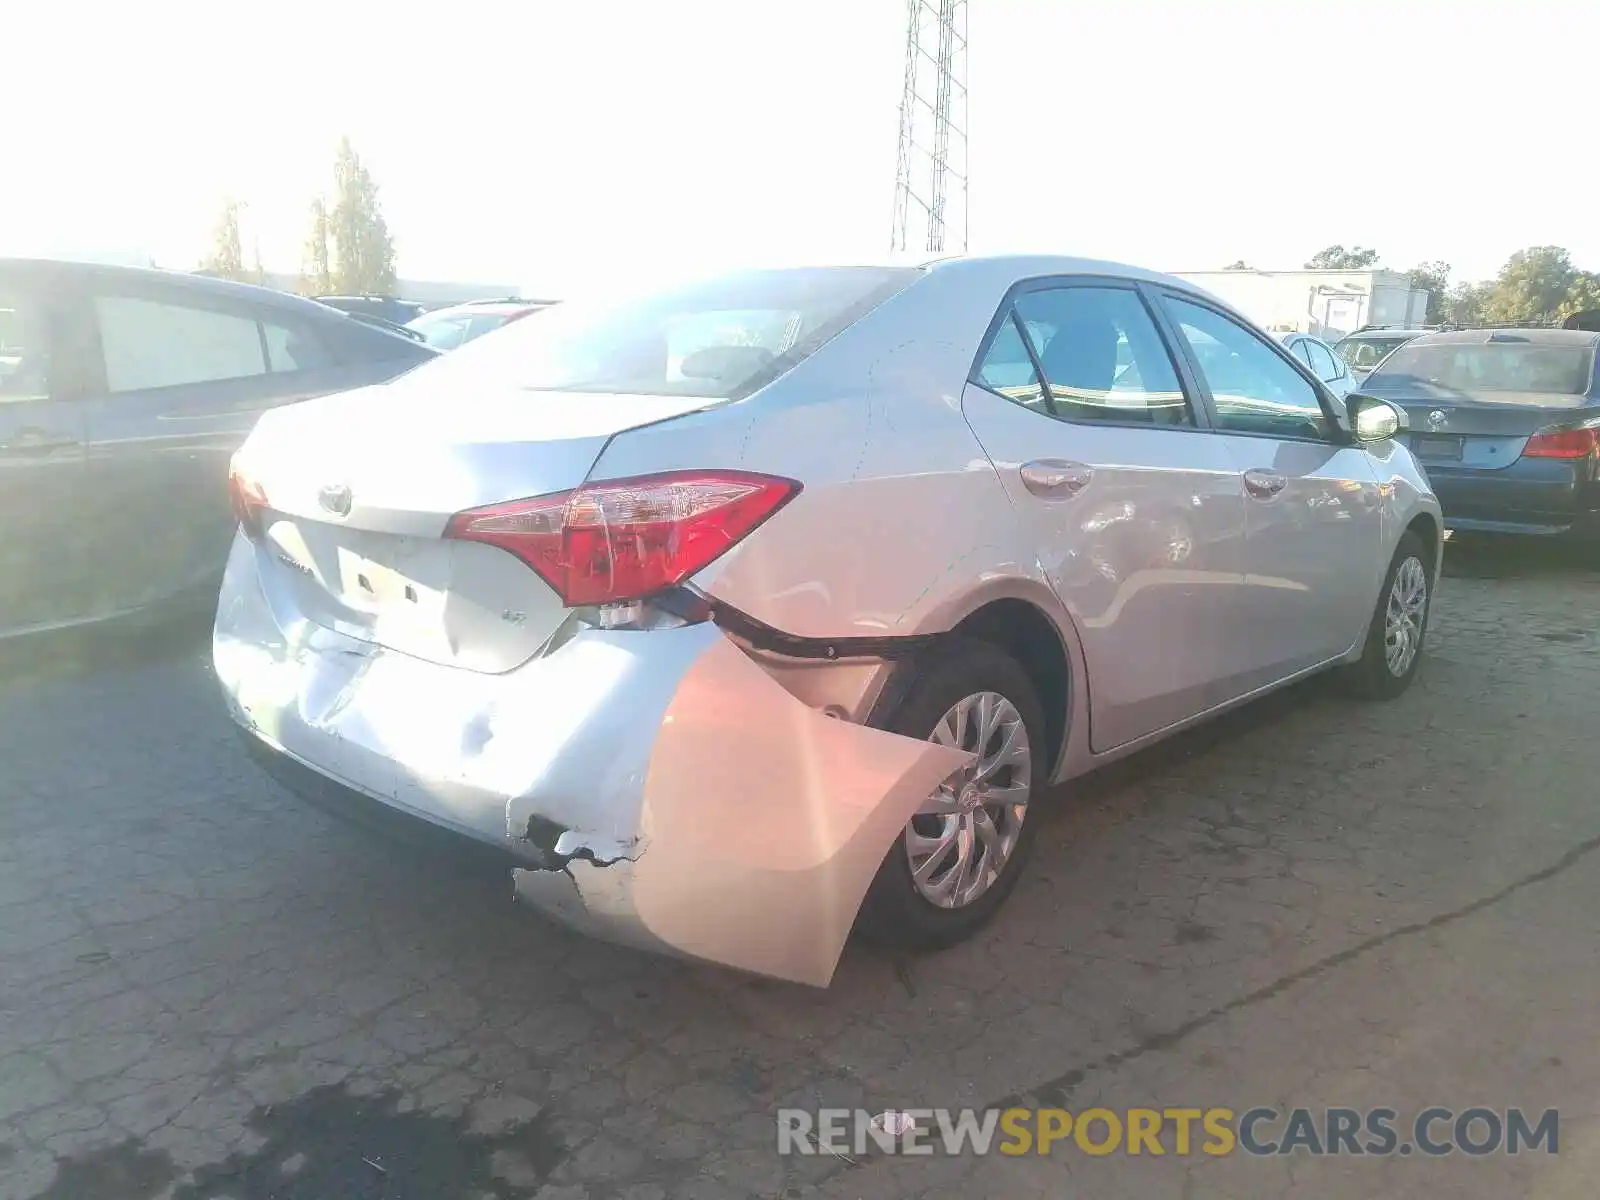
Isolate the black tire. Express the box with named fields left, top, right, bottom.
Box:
left=855, top=637, right=1048, bottom=952
left=1343, top=531, right=1432, bottom=700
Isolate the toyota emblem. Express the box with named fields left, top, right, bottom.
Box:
left=317, top=483, right=353, bottom=517
left=1426, top=409, right=1448, bottom=431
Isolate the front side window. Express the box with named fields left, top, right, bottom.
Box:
left=0, top=286, right=49, bottom=403
left=96, top=296, right=266, bottom=393
left=397, top=266, right=921, bottom=400
left=976, top=286, right=1191, bottom=426
left=1165, top=297, right=1332, bottom=440
left=1290, top=339, right=1314, bottom=368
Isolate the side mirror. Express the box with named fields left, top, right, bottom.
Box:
left=1346, top=393, right=1404, bottom=443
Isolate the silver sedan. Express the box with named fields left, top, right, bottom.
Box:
left=215, top=255, right=1441, bottom=986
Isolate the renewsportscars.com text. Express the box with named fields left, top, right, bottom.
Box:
left=777, top=1106, right=1559, bottom=1158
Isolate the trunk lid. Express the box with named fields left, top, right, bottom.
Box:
left=1375, top=393, right=1595, bottom=472
left=237, top=383, right=719, bottom=672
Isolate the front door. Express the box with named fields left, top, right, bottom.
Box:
left=0, top=268, right=89, bottom=636
left=960, top=279, right=1250, bottom=752
left=1156, top=293, right=1385, bottom=683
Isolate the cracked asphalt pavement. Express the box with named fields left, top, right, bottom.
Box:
left=3, top=539, right=1598, bottom=1199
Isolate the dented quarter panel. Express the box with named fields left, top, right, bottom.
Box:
left=515, top=636, right=971, bottom=987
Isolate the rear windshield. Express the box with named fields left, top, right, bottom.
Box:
left=398, top=267, right=921, bottom=400
left=1368, top=342, right=1596, bottom=397
left=1334, top=336, right=1414, bottom=370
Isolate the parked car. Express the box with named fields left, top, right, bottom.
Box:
left=0, top=259, right=438, bottom=639
left=1356, top=327, right=1600, bottom=539
left=314, top=294, right=426, bottom=326
left=1278, top=331, right=1358, bottom=399
left=1334, top=326, right=1433, bottom=379
left=215, top=256, right=1441, bottom=986
left=405, top=298, right=554, bottom=351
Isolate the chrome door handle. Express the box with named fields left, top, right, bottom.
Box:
left=0, top=428, right=78, bottom=457
left=1242, top=469, right=1287, bottom=499
left=1020, top=459, right=1093, bottom=499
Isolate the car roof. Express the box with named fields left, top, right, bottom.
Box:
left=1403, top=327, right=1600, bottom=348
left=417, top=300, right=549, bottom=321
left=1339, top=328, right=1432, bottom=340
left=0, top=258, right=350, bottom=320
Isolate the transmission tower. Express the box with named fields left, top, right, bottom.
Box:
left=890, top=0, right=969, bottom=256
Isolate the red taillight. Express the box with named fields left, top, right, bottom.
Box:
left=1522, top=427, right=1600, bottom=460
left=227, top=462, right=268, bottom=538
left=445, top=470, right=800, bottom=606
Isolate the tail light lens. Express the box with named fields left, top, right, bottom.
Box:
left=445, top=470, right=800, bottom=606
left=227, top=459, right=268, bottom=538
left=1522, top=426, right=1600, bottom=459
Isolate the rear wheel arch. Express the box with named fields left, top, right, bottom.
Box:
left=873, top=593, right=1075, bottom=779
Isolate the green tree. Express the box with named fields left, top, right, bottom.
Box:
left=1481, top=246, right=1579, bottom=325
left=327, top=137, right=398, bottom=295
left=1559, top=271, right=1600, bottom=321
left=200, top=199, right=247, bottom=281
left=1407, top=261, right=1450, bottom=324
left=1440, top=281, right=1489, bottom=327
left=300, top=197, right=333, bottom=295
left=1305, top=245, right=1381, bottom=270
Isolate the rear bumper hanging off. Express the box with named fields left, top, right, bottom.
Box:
left=215, top=534, right=970, bottom=986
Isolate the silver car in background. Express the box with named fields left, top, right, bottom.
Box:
left=215, top=255, right=1442, bottom=986
left=1279, top=331, right=1358, bottom=400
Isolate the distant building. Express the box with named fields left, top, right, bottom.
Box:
left=1173, top=268, right=1430, bottom=341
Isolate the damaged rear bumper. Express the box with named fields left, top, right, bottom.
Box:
left=214, top=535, right=969, bottom=986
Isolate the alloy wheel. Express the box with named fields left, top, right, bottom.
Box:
left=1384, top=555, right=1428, bottom=677
left=903, top=691, right=1032, bottom=909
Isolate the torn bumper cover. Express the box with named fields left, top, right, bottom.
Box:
left=214, top=535, right=970, bottom=987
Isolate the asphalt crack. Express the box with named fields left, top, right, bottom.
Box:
left=993, top=826, right=1600, bottom=1110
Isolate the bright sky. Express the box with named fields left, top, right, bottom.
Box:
left=7, top=0, right=1596, bottom=295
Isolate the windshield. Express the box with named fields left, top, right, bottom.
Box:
left=1368, top=342, right=1595, bottom=397
left=1335, top=336, right=1414, bottom=370
left=395, top=267, right=921, bottom=400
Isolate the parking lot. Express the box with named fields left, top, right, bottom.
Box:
left=1, top=540, right=1597, bottom=1200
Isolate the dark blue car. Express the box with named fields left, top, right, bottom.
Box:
left=1358, top=328, right=1600, bottom=540
left=0, top=260, right=439, bottom=639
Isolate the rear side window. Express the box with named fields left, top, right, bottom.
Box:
left=262, top=318, right=335, bottom=373
left=96, top=296, right=266, bottom=392
left=975, top=285, right=1192, bottom=426
left=1370, top=341, right=1595, bottom=396
left=399, top=266, right=922, bottom=400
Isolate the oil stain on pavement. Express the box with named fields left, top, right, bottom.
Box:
left=34, top=1084, right=565, bottom=1200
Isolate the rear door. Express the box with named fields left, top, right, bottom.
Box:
left=0, top=265, right=89, bottom=634
left=1155, top=292, right=1384, bottom=680
left=75, top=284, right=379, bottom=616
left=959, top=278, right=1250, bottom=752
